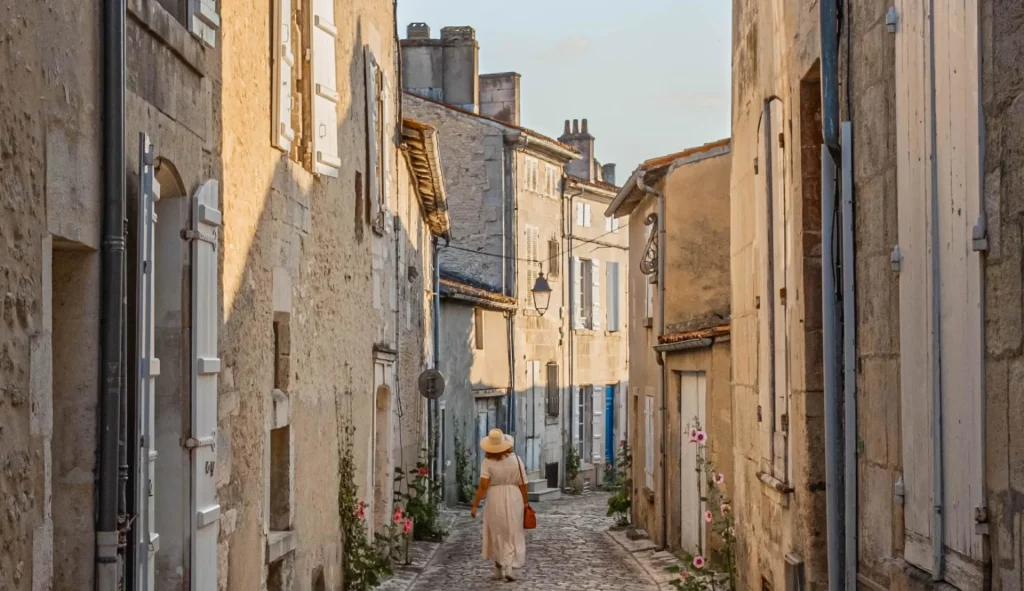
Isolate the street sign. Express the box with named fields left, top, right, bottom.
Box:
left=418, top=369, right=446, bottom=400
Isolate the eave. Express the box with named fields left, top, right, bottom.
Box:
left=401, top=118, right=452, bottom=239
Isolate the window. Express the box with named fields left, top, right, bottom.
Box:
left=524, top=225, right=540, bottom=306
left=604, top=215, right=620, bottom=233
left=575, top=202, right=592, bottom=228
left=580, top=259, right=593, bottom=328
left=188, top=0, right=220, bottom=47
left=606, top=262, right=620, bottom=332
left=474, top=308, right=484, bottom=350
left=545, top=363, right=559, bottom=417
left=366, top=49, right=389, bottom=228
left=545, top=163, right=559, bottom=196
left=524, top=157, right=539, bottom=192
left=548, top=240, right=560, bottom=278
left=644, top=395, right=655, bottom=490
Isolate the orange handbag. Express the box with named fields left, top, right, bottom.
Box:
left=518, top=458, right=537, bottom=530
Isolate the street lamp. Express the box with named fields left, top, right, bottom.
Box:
left=531, top=272, right=553, bottom=316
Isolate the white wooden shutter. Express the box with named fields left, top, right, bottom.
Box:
left=613, top=217, right=620, bottom=232
left=592, top=387, right=603, bottom=463
left=644, top=395, right=655, bottom=490
left=571, top=386, right=581, bottom=443
left=591, top=258, right=601, bottom=330
left=191, top=180, right=221, bottom=590
left=576, top=203, right=584, bottom=227
left=381, top=73, right=392, bottom=215
left=188, top=0, right=220, bottom=47
left=310, top=0, right=341, bottom=177
left=365, top=49, right=381, bottom=220
left=769, top=99, right=789, bottom=483
left=136, top=134, right=160, bottom=590
left=606, top=262, right=619, bottom=332
left=571, top=257, right=582, bottom=329
left=271, top=0, right=295, bottom=151
left=584, top=204, right=592, bottom=228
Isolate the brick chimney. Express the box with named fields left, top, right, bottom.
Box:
left=479, top=72, right=521, bottom=125
left=559, top=118, right=596, bottom=181
left=400, top=24, right=481, bottom=112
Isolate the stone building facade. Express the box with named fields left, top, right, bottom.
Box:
left=731, top=0, right=1024, bottom=589
left=606, top=141, right=732, bottom=556
left=0, top=1, right=449, bottom=589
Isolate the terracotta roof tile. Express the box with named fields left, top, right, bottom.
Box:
left=639, top=139, right=731, bottom=173
left=658, top=324, right=731, bottom=345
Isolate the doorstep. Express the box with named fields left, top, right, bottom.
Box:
left=605, top=527, right=678, bottom=590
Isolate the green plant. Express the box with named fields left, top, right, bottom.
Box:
left=453, top=430, right=476, bottom=504
left=338, top=423, right=392, bottom=590
left=393, top=451, right=449, bottom=542
left=666, top=419, right=736, bottom=591
left=565, top=444, right=582, bottom=495
left=606, top=441, right=633, bottom=527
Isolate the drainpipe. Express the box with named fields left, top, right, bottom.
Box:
left=841, top=121, right=858, bottom=591
left=505, top=135, right=525, bottom=435
left=97, top=0, right=126, bottom=586
left=926, top=0, right=945, bottom=577
left=431, top=237, right=441, bottom=480
left=820, top=0, right=841, bottom=156
left=636, top=171, right=667, bottom=548
left=563, top=180, right=584, bottom=490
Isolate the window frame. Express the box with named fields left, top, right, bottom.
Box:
left=545, top=363, right=559, bottom=418
left=580, top=259, right=594, bottom=329
left=474, top=308, right=485, bottom=350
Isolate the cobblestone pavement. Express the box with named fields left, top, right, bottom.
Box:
left=405, top=493, right=658, bottom=590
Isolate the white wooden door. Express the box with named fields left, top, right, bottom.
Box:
left=525, top=361, right=542, bottom=472
left=680, top=371, right=707, bottom=555
left=136, top=134, right=160, bottom=590
left=190, top=180, right=220, bottom=590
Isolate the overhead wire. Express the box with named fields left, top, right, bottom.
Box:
left=439, top=220, right=631, bottom=269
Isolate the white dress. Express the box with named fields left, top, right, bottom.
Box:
left=480, top=455, right=527, bottom=568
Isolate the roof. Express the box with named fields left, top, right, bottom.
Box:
left=658, top=323, right=731, bottom=345
left=439, top=272, right=517, bottom=311
left=605, top=139, right=731, bottom=218
left=403, top=91, right=580, bottom=162
left=401, top=118, right=451, bottom=239
left=566, top=175, right=619, bottom=196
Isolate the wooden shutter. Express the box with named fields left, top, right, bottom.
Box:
left=545, top=364, right=559, bottom=417
left=769, top=98, right=789, bottom=482
left=584, top=203, right=592, bottom=227
left=571, top=386, right=581, bottom=444
left=591, top=386, right=603, bottom=464
left=590, top=258, right=601, bottom=330
left=571, top=257, right=582, bottom=329
left=644, top=395, right=655, bottom=490
left=381, top=73, right=392, bottom=214
left=365, top=49, right=381, bottom=220
left=136, top=134, right=160, bottom=590
left=188, top=0, right=220, bottom=47
left=310, top=0, right=341, bottom=177
left=191, top=180, right=221, bottom=589
left=576, top=202, right=584, bottom=227
left=755, top=99, right=774, bottom=472
left=271, top=0, right=295, bottom=151
left=606, top=262, right=619, bottom=332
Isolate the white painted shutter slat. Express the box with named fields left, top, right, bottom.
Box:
left=382, top=73, right=392, bottom=216
left=136, top=134, right=159, bottom=590
left=584, top=204, right=592, bottom=228
left=272, top=0, right=295, bottom=151
left=591, top=258, right=600, bottom=330
left=191, top=180, right=220, bottom=590
left=366, top=49, right=380, bottom=220
left=571, top=257, right=582, bottom=329
left=310, top=0, right=341, bottom=177
left=592, top=387, right=603, bottom=463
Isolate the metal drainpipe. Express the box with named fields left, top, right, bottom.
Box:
left=926, top=0, right=945, bottom=577
left=636, top=171, right=667, bottom=548
left=96, top=0, right=126, bottom=586
left=431, top=237, right=441, bottom=480
left=841, top=121, right=858, bottom=590
left=563, top=180, right=584, bottom=490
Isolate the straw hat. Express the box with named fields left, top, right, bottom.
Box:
left=480, top=428, right=514, bottom=454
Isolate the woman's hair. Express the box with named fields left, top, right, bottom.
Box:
left=484, top=449, right=513, bottom=461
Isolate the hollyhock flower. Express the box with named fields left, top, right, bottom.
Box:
left=403, top=518, right=414, bottom=535
left=393, top=508, right=403, bottom=524
left=679, top=570, right=690, bottom=582
left=694, top=430, right=707, bottom=445
left=705, top=510, right=714, bottom=523
left=721, top=503, right=731, bottom=513
left=715, top=473, right=725, bottom=485
left=419, top=467, right=430, bottom=476
left=693, top=555, right=706, bottom=569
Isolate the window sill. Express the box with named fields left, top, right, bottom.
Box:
left=266, top=530, right=297, bottom=564
left=545, top=416, right=559, bottom=426
left=756, top=472, right=793, bottom=507
left=128, top=0, right=208, bottom=76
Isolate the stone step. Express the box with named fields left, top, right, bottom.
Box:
left=528, top=487, right=562, bottom=503
left=527, top=478, right=550, bottom=492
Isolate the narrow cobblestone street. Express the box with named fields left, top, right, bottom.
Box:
left=403, top=493, right=658, bottom=590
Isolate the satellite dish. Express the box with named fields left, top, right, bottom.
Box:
left=418, top=369, right=446, bottom=400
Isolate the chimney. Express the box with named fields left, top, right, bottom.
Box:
left=440, top=26, right=480, bottom=112
left=479, top=72, right=521, bottom=125
left=407, top=22, right=430, bottom=39
left=602, top=163, right=617, bottom=186
left=559, top=117, right=596, bottom=182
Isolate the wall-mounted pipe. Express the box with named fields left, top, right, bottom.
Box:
left=821, top=145, right=844, bottom=591
left=562, top=180, right=584, bottom=491
left=841, top=121, right=858, bottom=590
left=819, top=0, right=841, bottom=155
left=96, top=0, right=126, bottom=586
left=636, top=171, right=668, bottom=548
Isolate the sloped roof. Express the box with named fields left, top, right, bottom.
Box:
left=401, top=118, right=451, bottom=239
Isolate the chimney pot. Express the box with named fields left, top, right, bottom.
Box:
left=581, top=118, right=589, bottom=133
left=564, top=120, right=571, bottom=135
left=572, top=119, right=579, bottom=134
left=407, top=22, right=431, bottom=39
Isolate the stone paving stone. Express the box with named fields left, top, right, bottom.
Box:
left=404, top=493, right=659, bottom=591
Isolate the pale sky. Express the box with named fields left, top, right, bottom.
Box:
left=397, top=0, right=732, bottom=178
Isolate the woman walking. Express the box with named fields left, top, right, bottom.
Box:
left=470, top=429, right=529, bottom=582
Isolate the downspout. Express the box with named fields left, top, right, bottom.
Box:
left=841, top=121, right=858, bottom=590
left=636, top=171, right=667, bottom=548
left=820, top=0, right=845, bottom=586
left=97, top=0, right=126, bottom=586
left=563, top=180, right=584, bottom=490
left=926, top=0, right=945, bottom=577
left=431, top=237, right=441, bottom=480
left=505, top=135, right=525, bottom=435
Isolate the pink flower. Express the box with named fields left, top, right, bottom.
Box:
left=419, top=467, right=429, bottom=476
left=393, top=508, right=404, bottom=524
left=720, top=503, right=731, bottom=513
left=403, top=518, right=414, bottom=535
left=693, top=555, right=706, bottom=569
left=679, top=570, right=690, bottom=582
left=715, top=473, right=725, bottom=485
left=705, top=510, right=714, bottom=523
left=694, top=430, right=707, bottom=445
left=688, top=428, right=698, bottom=442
